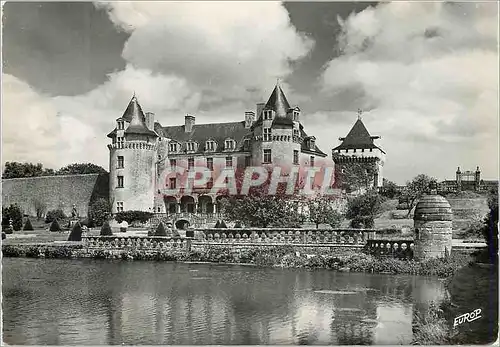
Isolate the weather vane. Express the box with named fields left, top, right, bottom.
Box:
left=357, top=108, right=363, bottom=119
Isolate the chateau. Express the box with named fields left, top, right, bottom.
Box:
left=106, top=83, right=385, bottom=216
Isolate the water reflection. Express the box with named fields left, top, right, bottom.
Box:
left=3, top=258, right=447, bottom=345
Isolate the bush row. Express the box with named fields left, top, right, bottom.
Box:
left=2, top=244, right=472, bottom=278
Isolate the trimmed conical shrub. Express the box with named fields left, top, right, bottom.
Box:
left=49, top=219, right=62, bottom=232
left=100, top=221, right=113, bottom=236
left=23, top=218, right=34, bottom=231
left=234, top=221, right=242, bottom=228
left=155, top=222, right=167, bottom=236
left=67, top=222, right=83, bottom=241
left=219, top=220, right=227, bottom=228
left=214, top=220, right=221, bottom=228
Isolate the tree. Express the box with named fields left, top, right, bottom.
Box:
left=2, top=204, right=23, bottom=231
left=400, top=174, right=437, bottom=217
left=2, top=162, right=55, bottom=178
left=45, top=209, right=66, bottom=223
left=334, top=161, right=378, bottom=194
left=56, top=163, right=107, bottom=175
left=482, top=185, right=498, bottom=260
left=346, top=189, right=385, bottom=228
left=49, top=219, right=62, bottom=232
left=155, top=222, right=167, bottom=236
left=33, top=198, right=47, bottom=220
left=67, top=222, right=83, bottom=241
left=23, top=218, right=34, bottom=231
left=380, top=178, right=399, bottom=199
left=307, top=196, right=344, bottom=229
left=100, top=221, right=113, bottom=236
left=88, top=198, right=111, bottom=227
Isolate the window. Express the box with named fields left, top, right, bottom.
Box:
left=188, top=157, right=194, bottom=169
left=206, top=157, right=213, bottom=170
left=207, top=177, right=214, bottom=189
left=187, top=142, right=196, bottom=152
left=293, top=111, right=299, bottom=121
left=369, top=148, right=373, bottom=152
left=206, top=140, right=216, bottom=151
left=293, top=150, right=299, bottom=165
left=310, top=156, right=315, bottom=167
left=117, top=121, right=124, bottom=130
left=117, top=156, right=124, bottom=168
left=169, top=143, right=178, bottom=152
left=263, top=128, right=272, bottom=141
left=225, top=139, right=235, bottom=150
left=226, top=156, right=233, bottom=167
left=245, top=156, right=251, bottom=166
left=170, top=159, right=177, bottom=168
left=243, top=139, right=250, bottom=150
left=117, top=202, right=124, bottom=212
left=264, top=110, right=273, bottom=120
left=117, top=176, right=124, bottom=188
left=293, top=129, right=299, bottom=138
left=362, top=149, right=365, bottom=152
left=117, top=137, right=124, bottom=148
left=157, top=207, right=161, bottom=213
left=263, top=149, right=272, bottom=163
left=354, top=149, right=357, bottom=153
left=310, top=139, right=315, bottom=150
left=169, top=177, right=177, bottom=189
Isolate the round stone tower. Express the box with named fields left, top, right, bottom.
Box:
left=413, top=182, right=453, bottom=260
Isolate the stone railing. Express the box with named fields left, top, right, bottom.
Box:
left=82, top=236, right=192, bottom=251
left=365, top=239, right=414, bottom=260
left=194, top=228, right=377, bottom=246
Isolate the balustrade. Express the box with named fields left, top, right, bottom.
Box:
left=365, top=239, right=414, bottom=260
left=82, top=236, right=191, bottom=251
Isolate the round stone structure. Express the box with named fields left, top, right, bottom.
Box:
left=413, top=192, right=453, bottom=260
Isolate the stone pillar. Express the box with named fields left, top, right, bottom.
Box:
left=413, top=183, right=453, bottom=260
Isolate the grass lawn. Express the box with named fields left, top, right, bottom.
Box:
left=446, top=263, right=498, bottom=344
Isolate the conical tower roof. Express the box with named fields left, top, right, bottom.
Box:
left=333, top=118, right=383, bottom=152
left=263, top=83, right=291, bottom=118
left=124, top=95, right=158, bottom=137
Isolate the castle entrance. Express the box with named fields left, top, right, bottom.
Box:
left=175, top=219, right=190, bottom=230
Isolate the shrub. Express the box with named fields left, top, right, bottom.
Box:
left=155, top=222, right=167, bottom=236
left=45, top=209, right=66, bottom=223
left=114, top=210, right=153, bottom=224
left=219, top=220, right=228, bottom=228
left=234, top=221, right=242, bottom=228
left=49, top=219, right=62, bottom=232
left=214, top=220, right=221, bottom=228
left=67, top=222, right=83, bottom=241
left=23, top=218, right=34, bottom=231
left=100, top=221, right=113, bottom=236
left=88, top=198, right=111, bottom=227
left=2, top=204, right=23, bottom=231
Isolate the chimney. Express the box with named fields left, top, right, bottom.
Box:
left=245, top=111, right=255, bottom=128
left=145, top=112, right=155, bottom=130
left=185, top=114, right=195, bottom=133
left=256, top=103, right=265, bottom=118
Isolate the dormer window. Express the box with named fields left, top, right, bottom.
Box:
left=293, top=129, right=299, bottom=138
left=206, top=140, right=216, bottom=152
left=243, top=139, right=250, bottom=150
left=263, top=110, right=274, bottom=120
left=306, top=137, right=315, bottom=150
left=169, top=142, right=178, bottom=152
left=117, top=121, right=124, bottom=130
left=186, top=141, right=196, bottom=152
left=293, top=111, right=299, bottom=121
left=224, top=139, right=235, bottom=150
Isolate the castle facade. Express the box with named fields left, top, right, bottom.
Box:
left=107, top=84, right=385, bottom=215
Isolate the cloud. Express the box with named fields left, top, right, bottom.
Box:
left=2, top=66, right=195, bottom=169
left=97, top=2, right=314, bottom=106
left=320, top=2, right=498, bottom=182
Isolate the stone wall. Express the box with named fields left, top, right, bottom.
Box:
left=2, top=173, right=109, bottom=217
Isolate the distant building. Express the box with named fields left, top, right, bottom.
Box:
left=439, top=166, right=497, bottom=193
left=332, top=115, right=386, bottom=194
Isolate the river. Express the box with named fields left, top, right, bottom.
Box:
left=2, top=258, right=447, bottom=345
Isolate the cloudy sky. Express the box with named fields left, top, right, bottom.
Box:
left=2, top=1, right=498, bottom=184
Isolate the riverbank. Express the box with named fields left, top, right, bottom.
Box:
left=2, top=243, right=472, bottom=278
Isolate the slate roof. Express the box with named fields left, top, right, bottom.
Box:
left=333, top=118, right=384, bottom=153
left=264, top=84, right=291, bottom=117
left=107, top=96, right=158, bottom=138
left=155, top=121, right=252, bottom=154
left=300, top=127, right=327, bottom=157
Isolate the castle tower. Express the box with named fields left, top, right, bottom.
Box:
left=107, top=95, right=158, bottom=213
left=250, top=82, right=301, bottom=172
left=332, top=112, right=385, bottom=194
